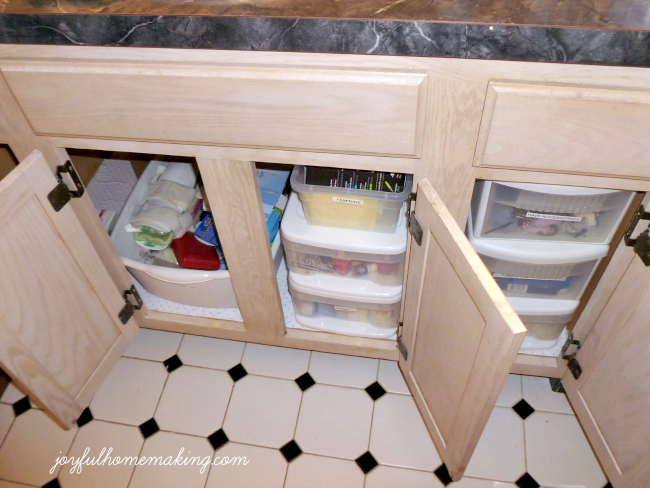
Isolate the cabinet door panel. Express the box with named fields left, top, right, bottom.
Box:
left=563, top=249, right=650, bottom=487
left=474, top=82, right=650, bottom=179
left=2, top=62, right=427, bottom=158
left=0, top=150, right=137, bottom=428
left=400, top=179, right=526, bottom=480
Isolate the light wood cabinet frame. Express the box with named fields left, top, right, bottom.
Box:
left=1, top=45, right=649, bottom=486
left=3, top=46, right=650, bottom=372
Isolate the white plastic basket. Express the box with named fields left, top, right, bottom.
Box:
left=471, top=181, right=634, bottom=244
left=112, top=160, right=283, bottom=308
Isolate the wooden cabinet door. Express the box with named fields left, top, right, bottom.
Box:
left=0, top=150, right=138, bottom=429
left=399, top=179, right=527, bottom=481
left=562, top=247, right=650, bottom=487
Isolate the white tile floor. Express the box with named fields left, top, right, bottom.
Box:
left=0, top=329, right=610, bottom=488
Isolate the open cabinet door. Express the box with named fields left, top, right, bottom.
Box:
left=399, top=179, right=527, bottom=480
left=562, top=241, right=650, bottom=487
left=0, top=150, right=138, bottom=429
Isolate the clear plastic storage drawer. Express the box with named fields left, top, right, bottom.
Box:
left=281, top=193, right=407, bottom=287
left=290, top=166, right=413, bottom=233
left=510, top=297, right=578, bottom=351
left=478, top=252, right=601, bottom=300
left=288, top=272, right=401, bottom=339
left=467, top=207, right=608, bottom=301
left=471, top=181, right=634, bottom=244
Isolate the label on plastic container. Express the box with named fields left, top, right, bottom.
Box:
left=332, top=197, right=363, bottom=206
left=507, top=283, right=529, bottom=293
left=493, top=273, right=567, bottom=281
left=525, top=211, right=582, bottom=222
left=334, top=305, right=358, bottom=311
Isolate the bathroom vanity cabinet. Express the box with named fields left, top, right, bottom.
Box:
left=1, top=45, right=649, bottom=485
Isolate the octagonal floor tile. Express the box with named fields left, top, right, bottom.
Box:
left=464, top=407, right=526, bottom=482
left=369, top=393, right=440, bottom=471
left=155, top=366, right=233, bottom=437
left=90, top=357, right=167, bottom=426
left=223, top=375, right=302, bottom=448
left=295, top=384, right=373, bottom=460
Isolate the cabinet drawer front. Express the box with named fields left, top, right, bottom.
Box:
left=474, top=82, right=650, bottom=178
left=2, top=62, right=427, bottom=157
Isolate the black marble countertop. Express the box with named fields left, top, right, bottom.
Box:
left=0, top=15, right=648, bottom=67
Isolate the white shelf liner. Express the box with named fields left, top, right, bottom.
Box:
left=86, top=159, right=138, bottom=214
left=90, top=159, right=561, bottom=349
left=134, top=257, right=306, bottom=327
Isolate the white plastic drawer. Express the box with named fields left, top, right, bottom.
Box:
left=471, top=181, right=634, bottom=244
left=509, top=297, right=578, bottom=351
left=281, top=193, right=407, bottom=287
left=288, top=272, right=400, bottom=339
left=519, top=316, right=569, bottom=351
left=284, top=241, right=405, bottom=286
left=479, top=253, right=600, bottom=300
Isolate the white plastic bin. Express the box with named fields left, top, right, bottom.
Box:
left=281, top=193, right=407, bottom=286
left=467, top=209, right=607, bottom=300
left=290, top=166, right=413, bottom=233
left=471, top=181, right=634, bottom=244
left=510, top=297, right=578, bottom=351
left=112, top=161, right=283, bottom=308
left=288, top=271, right=401, bottom=339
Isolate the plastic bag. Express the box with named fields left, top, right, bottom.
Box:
left=143, top=180, right=197, bottom=213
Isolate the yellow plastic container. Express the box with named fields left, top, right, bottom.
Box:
left=290, top=166, right=412, bottom=233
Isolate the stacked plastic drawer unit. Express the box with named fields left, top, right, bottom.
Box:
left=281, top=166, right=412, bottom=338
left=468, top=181, right=635, bottom=350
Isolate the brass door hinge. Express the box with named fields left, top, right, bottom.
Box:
left=397, top=322, right=408, bottom=360
left=118, top=285, right=143, bottom=324
left=48, top=160, right=85, bottom=212
left=406, top=192, right=422, bottom=246
left=624, top=204, right=650, bottom=266
left=561, top=333, right=582, bottom=380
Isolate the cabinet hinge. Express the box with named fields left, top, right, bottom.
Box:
left=118, top=285, right=143, bottom=325
left=561, top=333, right=582, bottom=380
left=624, top=204, right=650, bottom=266
left=397, top=322, right=408, bottom=360
left=406, top=193, right=422, bottom=246
left=47, top=160, right=85, bottom=212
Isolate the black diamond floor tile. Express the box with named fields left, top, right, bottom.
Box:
left=208, top=429, right=229, bottom=451
left=42, top=478, right=61, bottom=488
left=355, top=451, right=378, bottom=474
left=434, top=464, right=452, bottom=486
left=516, top=472, right=541, bottom=488
left=163, top=354, right=183, bottom=373
left=365, top=382, right=387, bottom=401
left=295, top=372, right=315, bottom=392
left=228, top=364, right=248, bottom=382
left=603, top=483, right=613, bottom=488
left=280, top=440, right=303, bottom=463
left=13, top=396, right=31, bottom=417
left=139, top=418, right=160, bottom=439
left=512, top=399, right=535, bottom=420
left=76, top=407, right=94, bottom=428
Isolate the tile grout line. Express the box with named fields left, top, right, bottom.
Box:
left=125, top=342, right=179, bottom=488
left=0, top=476, right=38, bottom=487
left=362, top=359, right=381, bottom=485
left=120, top=354, right=407, bottom=396
left=126, top=422, right=149, bottom=488
left=59, top=413, right=84, bottom=482
left=0, top=406, right=16, bottom=452
left=519, top=374, right=530, bottom=477
left=282, top=349, right=312, bottom=488
left=127, top=333, right=190, bottom=488
left=206, top=335, right=244, bottom=484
